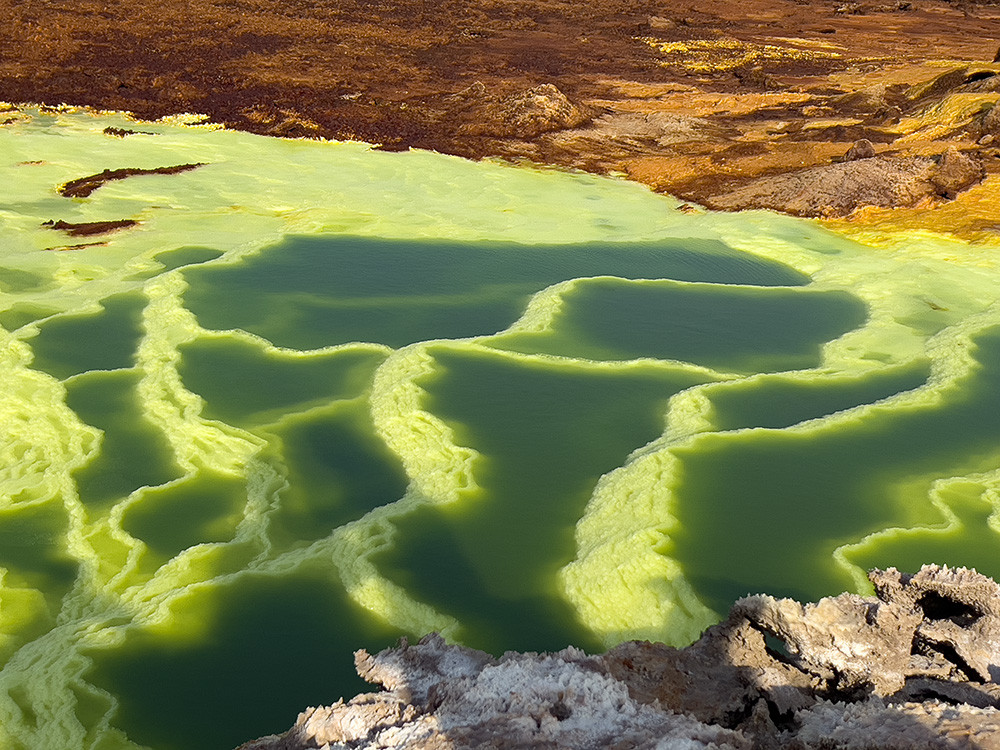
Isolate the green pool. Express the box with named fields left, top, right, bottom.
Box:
left=1, top=104, right=999, bottom=749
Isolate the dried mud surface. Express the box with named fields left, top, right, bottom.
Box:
left=240, top=566, right=1000, bottom=750
left=4, top=0, right=1000, bottom=221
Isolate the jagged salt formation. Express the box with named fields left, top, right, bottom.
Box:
left=241, top=566, right=1000, bottom=750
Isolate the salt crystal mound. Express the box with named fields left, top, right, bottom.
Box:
left=1, top=103, right=999, bottom=750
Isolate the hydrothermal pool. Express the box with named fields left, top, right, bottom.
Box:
left=1, top=104, right=1000, bottom=749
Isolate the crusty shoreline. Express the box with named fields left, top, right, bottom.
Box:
left=3, top=0, right=1000, bottom=227
left=240, top=566, right=1000, bottom=749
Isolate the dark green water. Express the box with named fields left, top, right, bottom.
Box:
left=491, top=277, right=866, bottom=371
left=5, top=224, right=1000, bottom=750
left=74, top=232, right=840, bottom=745
left=9, top=106, right=999, bottom=750
left=23, top=233, right=985, bottom=749
left=671, top=328, right=1000, bottom=609
left=377, top=347, right=710, bottom=654
left=85, top=567, right=400, bottom=750
left=30, top=293, right=146, bottom=379
left=181, top=235, right=808, bottom=349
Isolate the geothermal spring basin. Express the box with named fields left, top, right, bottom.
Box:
left=2, top=105, right=1000, bottom=749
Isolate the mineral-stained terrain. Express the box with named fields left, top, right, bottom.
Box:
left=3, top=0, right=1000, bottom=228
left=240, top=566, right=1000, bottom=749
left=7, top=3, right=1000, bottom=749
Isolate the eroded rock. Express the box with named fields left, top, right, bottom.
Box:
left=843, top=138, right=876, bottom=161
left=452, top=83, right=592, bottom=139
left=241, top=635, right=750, bottom=750
left=704, top=145, right=986, bottom=217
left=983, top=105, right=1000, bottom=136
left=238, top=566, right=1000, bottom=750
left=929, top=147, right=984, bottom=198
left=704, top=156, right=943, bottom=216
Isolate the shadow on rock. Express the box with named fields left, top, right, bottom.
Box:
left=238, top=565, right=1000, bottom=749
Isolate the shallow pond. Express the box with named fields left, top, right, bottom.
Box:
left=1, top=105, right=1000, bottom=749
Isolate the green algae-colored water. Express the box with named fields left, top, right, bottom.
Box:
left=3, top=104, right=1000, bottom=749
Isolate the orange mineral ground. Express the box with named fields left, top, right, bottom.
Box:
left=3, top=0, right=1000, bottom=235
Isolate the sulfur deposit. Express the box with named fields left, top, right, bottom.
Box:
left=4, top=2, right=1000, bottom=746
left=5, top=100, right=1000, bottom=749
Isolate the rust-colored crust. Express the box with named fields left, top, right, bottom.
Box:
left=3, top=0, right=1000, bottom=223
left=41, top=219, right=139, bottom=236
left=57, top=164, right=204, bottom=198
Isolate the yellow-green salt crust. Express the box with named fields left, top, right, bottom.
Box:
left=2, top=103, right=1000, bottom=749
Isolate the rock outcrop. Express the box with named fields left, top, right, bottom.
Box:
left=704, top=150, right=984, bottom=217
left=450, top=83, right=593, bottom=138
left=239, top=566, right=1000, bottom=750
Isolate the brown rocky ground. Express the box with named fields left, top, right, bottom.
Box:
left=4, top=0, right=1000, bottom=227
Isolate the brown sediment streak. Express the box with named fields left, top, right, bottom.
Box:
left=58, top=163, right=204, bottom=198
left=102, top=126, right=156, bottom=138
left=41, top=219, right=139, bottom=236
left=42, top=241, right=110, bottom=251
